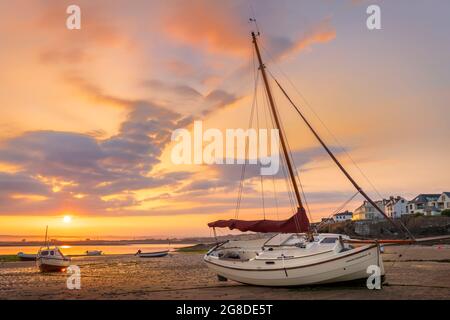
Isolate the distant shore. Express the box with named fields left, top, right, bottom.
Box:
left=0, top=239, right=201, bottom=247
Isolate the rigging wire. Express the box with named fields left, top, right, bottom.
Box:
left=270, top=83, right=313, bottom=223
left=255, top=71, right=267, bottom=220
left=270, top=70, right=414, bottom=238
left=260, top=76, right=280, bottom=221
left=256, top=59, right=301, bottom=232
left=260, top=71, right=297, bottom=216
left=259, top=43, right=384, bottom=201
left=234, top=51, right=260, bottom=219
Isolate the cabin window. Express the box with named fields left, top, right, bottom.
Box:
left=50, top=251, right=54, bottom=255
left=320, top=237, right=338, bottom=244
left=41, top=251, right=49, bottom=256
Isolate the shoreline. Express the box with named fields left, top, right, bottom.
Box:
left=0, top=244, right=209, bottom=262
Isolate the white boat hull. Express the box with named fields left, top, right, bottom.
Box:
left=205, top=243, right=384, bottom=287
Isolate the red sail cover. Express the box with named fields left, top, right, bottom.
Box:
left=208, top=207, right=310, bottom=233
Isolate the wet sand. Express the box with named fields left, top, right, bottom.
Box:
left=0, top=245, right=449, bottom=300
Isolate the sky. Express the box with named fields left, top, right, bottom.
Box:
left=0, top=0, right=449, bottom=239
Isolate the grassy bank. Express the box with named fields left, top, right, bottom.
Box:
left=176, top=243, right=213, bottom=253
left=0, top=255, right=20, bottom=262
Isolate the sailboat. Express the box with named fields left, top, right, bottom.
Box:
left=203, top=30, right=443, bottom=286
left=36, top=226, right=71, bottom=272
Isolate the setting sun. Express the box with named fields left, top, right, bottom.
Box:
left=63, top=215, right=72, bottom=224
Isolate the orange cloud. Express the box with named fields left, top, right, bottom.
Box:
left=162, top=1, right=335, bottom=61
left=275, top=17, right=336, bottom=61
left=162, top=0, right=249, bottom=56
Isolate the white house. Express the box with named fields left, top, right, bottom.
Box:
left=407, top=194, right=440, bottom=216
left=333, top=211, right=353, bottom=222
left=437, top=192, right=450, bottom=211
left=385, top=196, right=408, bottom=219
left=352, top=199, right=388, bottom=221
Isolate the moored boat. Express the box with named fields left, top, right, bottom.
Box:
left=85, top=250, right=102, bottom=256
left=205, top=233, right=384, bottom=286
left=136, top=250, right=169, bottom=258
left=17, top=252, right=37, bottom=261
left=36, top=246, right=71, bottom=272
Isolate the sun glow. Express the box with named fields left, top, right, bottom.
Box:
left=63, top=215, right=72, bottom=224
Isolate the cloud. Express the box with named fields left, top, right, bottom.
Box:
left=265, top=17, right=336, bottom=61
left=161, top=0, right=249, bottom=56
left=176, top=146, right=347, bottom=195
left=162, top=1, right=335, bottom=61
left=141, top=79, right=242, bottom=117
left=0, top=172, right=51, bottom=198
left=0, top=100, right=193, bottom=215
left=65, top=74, right=134, bottom=108
left=142, top=80, right=203, bottom=100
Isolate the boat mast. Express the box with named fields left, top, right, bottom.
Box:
left=272, top=77, right=415, bottom=239
left=44, top=225, right=48, bottom=248
left=251, top=32, right=304, bottom=210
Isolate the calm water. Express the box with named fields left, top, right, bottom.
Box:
left=0, top=243, right=194, bottom=255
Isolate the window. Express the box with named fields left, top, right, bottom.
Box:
left=40, top=251, right=49, bottom=256
left=50, top=251, right=54, bottom=255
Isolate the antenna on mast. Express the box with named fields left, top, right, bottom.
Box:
left=249, top=18, right=260, bottom=36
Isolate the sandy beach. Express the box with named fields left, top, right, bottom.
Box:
left=0, top=245, right=449, bottom=300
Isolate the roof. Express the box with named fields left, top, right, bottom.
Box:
left=442, top=192, right=450, bottom=197
left=410, top=194, right=440, bottom=203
